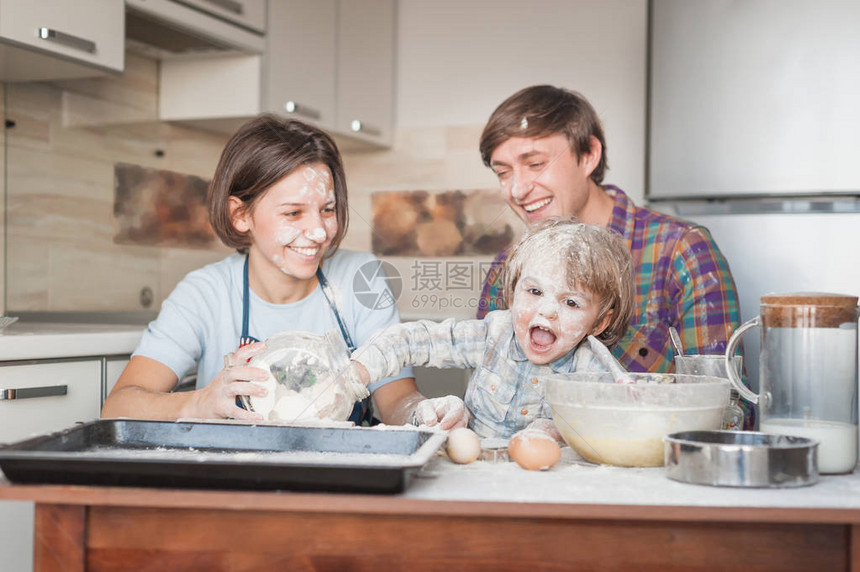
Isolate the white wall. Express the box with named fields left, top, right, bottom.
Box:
left=394, top=0, right=648, bottom=201
left=341, top=0, right=649, bottom=325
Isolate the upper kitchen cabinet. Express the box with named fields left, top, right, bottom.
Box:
left=0, top=0, right=124, bottom=81
left=126, top=0, right=266, bottom=58
left=334, top=0, right=395, bottom=146
left=265, top=0, right=396, bottom=145
left=160, top=0, right=396, bottom=148
left=264, top=0, right=337, bottom=131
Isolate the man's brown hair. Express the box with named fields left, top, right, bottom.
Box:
left=479, top=85, right=608, bottom=185
left=208, top=114, right=349, bottom=255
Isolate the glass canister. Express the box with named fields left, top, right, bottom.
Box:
left=725, top=292, right=859, bottom=474
left=675, top=354, right=745, bottom=431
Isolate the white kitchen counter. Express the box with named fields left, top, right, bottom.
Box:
left=406, top=446, right=860, bottom=511
left=3, top=443, right=858, bottom=515
left=0, top=322, right=144, bottom=361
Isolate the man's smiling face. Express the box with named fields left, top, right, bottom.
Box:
left=490, top=134, right=595, bottom=225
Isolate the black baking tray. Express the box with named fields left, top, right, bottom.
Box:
left=0, top=419, right=446, bottom=494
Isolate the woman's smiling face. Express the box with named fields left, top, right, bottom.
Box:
left=511, top=257, right=606, bottom=365
left=236, top=162, right=337, bottom=280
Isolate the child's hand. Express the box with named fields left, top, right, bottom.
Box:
left=341, top=362, right=370, bottom=402
left=348, top=360, right=371, bottom=386
left=520, top=418, right=563, bottom=443
left=411, top=396, right=470, bottom=430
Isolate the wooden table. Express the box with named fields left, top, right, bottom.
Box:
left=2, top=477, right=860, bottom=572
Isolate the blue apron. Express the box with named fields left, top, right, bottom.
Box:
left=238, top=254, right=371, bottom=424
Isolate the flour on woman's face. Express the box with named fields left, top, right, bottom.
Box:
left=511, top=256, right=604, bottom=365
left=247, top=163, right=338, bottom=281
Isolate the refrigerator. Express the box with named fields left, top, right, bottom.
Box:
left=647, top=0, right=860, bottom=395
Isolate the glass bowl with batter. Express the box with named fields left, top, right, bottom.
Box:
left=545, top=372, right=730, bottom=467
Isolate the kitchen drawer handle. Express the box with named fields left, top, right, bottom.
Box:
left=284, top=101, right=321, bottom=120
left=350, top=120, right=381, bottom=137
left=202, top=0, right=245, bottom=16
left=37, top=28, right=96, bottom=54
left=1, top=384, right=68, bottom=401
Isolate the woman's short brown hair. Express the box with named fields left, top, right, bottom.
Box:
left=208, top=114, right=349, bottom=255
left=502, top=217, right=633, bottom=347
left=479, top=85, right=609, bottom=185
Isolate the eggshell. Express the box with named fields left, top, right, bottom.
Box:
left=508, top=432, right=562, bottom=470
left=446, top=428, right=482, bottom=464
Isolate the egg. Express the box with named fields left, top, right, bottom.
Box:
left=446, top=427, right=482, bottom=464
left=508, top=431, right=562, bottom=471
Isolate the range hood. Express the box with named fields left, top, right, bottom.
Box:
left=125, top=0, right=264, bottom=59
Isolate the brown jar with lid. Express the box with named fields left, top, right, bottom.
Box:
left=761, top=292, right=859, bottom=329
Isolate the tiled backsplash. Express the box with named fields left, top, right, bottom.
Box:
left=2, top=53, right=233, bottom=315
left=1, top=52, right=506, bottom=321
left=339, top=125, right=516, bottom=320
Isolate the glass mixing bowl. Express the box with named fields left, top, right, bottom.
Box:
left=246, top=330, right=359, bottom=423
left=545, top=372, right=730, bottom=467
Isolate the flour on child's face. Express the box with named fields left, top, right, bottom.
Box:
left=511, top=257, right=603, bottom=365
left=247, top=163, right=337, bottom=280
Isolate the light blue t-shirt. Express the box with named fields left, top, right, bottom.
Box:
left=134, top=249, right=412, bottom=392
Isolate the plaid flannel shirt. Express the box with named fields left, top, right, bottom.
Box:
left=477, top=187, right=749, bottom=428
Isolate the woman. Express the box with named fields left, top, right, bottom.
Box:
left=103, top=115, right=463, bottom=427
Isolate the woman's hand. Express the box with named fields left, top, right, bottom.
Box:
left=185, top=342, right=270, bottom=420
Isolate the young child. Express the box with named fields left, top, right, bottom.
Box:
left=349, top=217, right=634, bottom=440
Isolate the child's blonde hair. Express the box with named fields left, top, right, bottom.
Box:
left=503, top=218, right=633, bottom=346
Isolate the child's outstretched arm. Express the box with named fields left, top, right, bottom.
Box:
left=351, top=317, right=488, bottom=386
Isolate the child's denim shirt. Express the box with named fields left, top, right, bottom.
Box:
left=355, top=310, right=605, bottom=439
left=462, top=311, right=604, bottom=439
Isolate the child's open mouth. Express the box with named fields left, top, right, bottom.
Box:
left=529, top=325, right=557, bottom=351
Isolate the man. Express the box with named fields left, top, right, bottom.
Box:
left=476, top=85, right=742, bottom=378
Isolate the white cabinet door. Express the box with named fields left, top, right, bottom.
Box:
left=0, top=359, right=101, bottom=572
left=265, top=0, right=337, bottom=130
left=336, top=0, right=395, bottom=146
left=0, top=360, right=102, bottom=444
left=0, top=0, right=124, bottom=79
left=158, top=0, right=396, bottom=147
